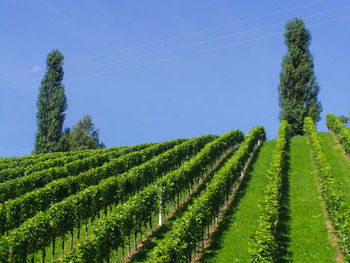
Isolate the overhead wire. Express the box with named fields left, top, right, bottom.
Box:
left=66, top=0, right=330, bottom=64
left=76, top=14, right=350, bottom=80
left=1, top=2, right=349, bottom=89
left=70, top=4, right=350, bottom=74
left=0, top=0, right=331, bottom=79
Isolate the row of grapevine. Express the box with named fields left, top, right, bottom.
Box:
left=0, top=152, right=73, bottom=170
left=0, top=143, right=155, bottom=203
left=159, top=129, right=244, bottom=208
left=326, top=113, right=350, bottom=155
left=0, top=149, right=98, bottom=171
left=304, top=117, right=350, bottom=262
left=248, top=120, right=289, bottom=261
left=0, top=139, right=184, bottom=233
left=147, top=126, right=266, bottom=262
left=59, top=129, right=245, bottom=262
left=0, top=147, right=125, bottom=183
left=0, top=135, right=215, bottom=261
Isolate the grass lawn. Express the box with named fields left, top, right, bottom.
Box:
left=318, top=132, right=350, bottom=205
left=280, top=135, right=336, bottom=262
left=200, top=140, right=276, bottom=262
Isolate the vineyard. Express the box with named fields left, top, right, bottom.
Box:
left=0, top=115, right=350, bottom=262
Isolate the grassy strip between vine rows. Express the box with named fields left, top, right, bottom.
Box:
left=0, top=147, right=120, bottom=183
left=60, top=129, right=245, bottom=262
left=326, top=113, right=350, bottom=155
left=304, top=117, right=350, bottom=262
left=0, top=140, right=181, bottom=234
left=200, top=140, right=276, bottom=263
left=0, top=143, right=155, bottom=203
left=0, top=135, right=215, bottom=262
left=144, top=126, right=266, bottom=263
left=248, top=120, right=289, bottom=262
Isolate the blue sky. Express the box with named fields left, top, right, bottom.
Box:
left=1, top=0, right=349, bottom=157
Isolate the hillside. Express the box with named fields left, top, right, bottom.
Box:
left=0, top=120, right=350, bottom=262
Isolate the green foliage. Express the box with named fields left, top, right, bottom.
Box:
left=147, top=126, right=266, bottom=263
left=338, top=115, right=349, bottom=126
left=160, top=129, right=245, bottom=205
left=58, top=115, right=106, bottom=151
left=326, top=113, right=350, bottom=154
left=62, top=186, right=160, bottom=262
left=0, top=151, right=75, bottom=171
left=60, top=130, right=245, bottom=262
left=0, top=147, right=128, bottom=203
left=278, top=18, right=322, bottom=136
left=200, top=140, right=277, bottom=262
left=0, top=149, right=105, bottom=183
left=2, top=135, right=214, bottom=260
left=0, top=143, right=155, bottom=234
left=304, top=117, right=350, bottom=262
left=249, top=120, right=289, bottom=262
left=34, top=49, right=67, bottom=154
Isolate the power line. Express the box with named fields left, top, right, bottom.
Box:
left=1, top=12, right=349, bottom=89
left=0, top=0, right=331, bottom=79
left=66, top=0, right=330, bottom=64
left=4, top=3, right=349, bottom=84
left=72, top=14, right=350, bottom=79
left=71, top=4, right=350, bottom=74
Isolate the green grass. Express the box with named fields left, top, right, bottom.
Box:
left=24, top=134, right=348, bottom=262
left=200, top=140, right=276, bottom=262
left=280, top=135, right=336, bottom=262
left=318, top=132, right=350, bottom=205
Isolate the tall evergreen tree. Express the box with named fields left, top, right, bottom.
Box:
left=34, top=49, right=67, bottom=153
left=278, top=18, right=322, bottom=135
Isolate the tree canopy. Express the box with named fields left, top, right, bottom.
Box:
left=278, top=18, right=322, bottom=135
left=34, top=49, right=67, bottom=153
left=58, top=115, right=105, bottom=151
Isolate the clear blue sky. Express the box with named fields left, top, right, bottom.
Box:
left=1, top=0, right=349, bottom=157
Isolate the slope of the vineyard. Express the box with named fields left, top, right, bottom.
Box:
left=199, top=140, right=276, bottom=262
left=144, top=127, right=265, bottom=263
left=318, top=132, right=350, bottom=204
left=129, top=148, right=238, bottom=263
left=2, top=125, right=350, bottom=262
left=59, top=129, right=246, bottom=262
left=282, top=135, right=336, bottom=262
left=1, top=135, right=215, bottom=262
left=200, top=134, right=339, bottom=262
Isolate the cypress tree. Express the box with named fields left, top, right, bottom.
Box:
left=278, top=18, right=322, bottom=135
left=34, top=49, right=67, bottom=153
